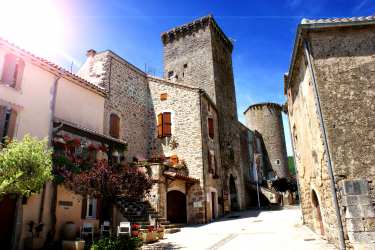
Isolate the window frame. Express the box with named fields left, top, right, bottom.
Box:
left=0, top=53, right=27, bottom=93
left=86, top=197, right=98, bottom=219
left=0, top=104, right=19, bottom=144
left=157, top=112, right=172, bottom=138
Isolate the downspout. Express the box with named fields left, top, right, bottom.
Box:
left=299, top=34, right=346, bottom=250
left=286, top=112, right=303, bottom=223
left=41, top=72, right=64, bottom=224
left=199, top=90, right=207, bottom=223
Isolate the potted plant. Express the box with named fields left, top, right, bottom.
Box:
left=140, top=228, right=157, bottom=243
left=66, top=139, right=81, bottom=151
left=137, top=158, right=150, bottom=167
left=62, top=238, right=85, bottom=250
left=131, top=223, right=139, bottom=237
left=63, top=221, right=77, bottom=240
left=25, top=221, right=46, bottom=250
left=173, top=162, right=184, bottom=169
left=180, top=159, right=187, bottom=170
left=157, top=225, right=165, bottom=239
left=151, top=154, right=166, bottom=163
left=74, top=153, right=83, bottom=163
left=87, top=145, right=98, bottom=153
left=163, top=159, right=173, bottom=166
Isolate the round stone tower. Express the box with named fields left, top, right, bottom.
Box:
left=243, top=102, right=289, bottom=178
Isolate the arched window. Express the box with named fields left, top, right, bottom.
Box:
left=109, top=114, right=120, bottom=139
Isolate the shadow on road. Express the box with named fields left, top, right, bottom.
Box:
left=142, top=241, right=182, bottom=249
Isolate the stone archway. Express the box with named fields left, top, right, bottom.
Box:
left=230, top=175, right=239, bottom=211
left=311, top=190, right=324, bottom=235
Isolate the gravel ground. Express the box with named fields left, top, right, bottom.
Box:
left=142, top=209, right=337, bottom=250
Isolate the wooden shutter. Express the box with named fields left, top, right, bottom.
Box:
left=161, top=93, right=167, bottom=100
left=109, top=114, right=120, bottom=138
left=1, top=54, right=17, bottom=85
left=214, top=156, right=217, bottom=175
left=96, top=199, right=102, bottom=219
left=171, top=155, right=178, bottom=166
left=15, top=58, right=25, bottom=90
left=81, top=198, right=87, bottom=219
left=208, top=118, right=214, bottom=138
left=5, top=109, right=18, bottom=139
left=163, top=112, right=172, bottom=137
left=208, top=152, right=212, bottom=173
left=256, top=154, right=261, bottom=164
left=157, top=113, right=163, bottom=138
left=0, top=106, right=7, bottom=137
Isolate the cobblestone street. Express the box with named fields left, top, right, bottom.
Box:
left=142, top=209, right=337, bottom=250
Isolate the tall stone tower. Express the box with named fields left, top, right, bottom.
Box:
left=161, top=15, right=244, bottom=209
left=243, top=102, right=289, bottom=178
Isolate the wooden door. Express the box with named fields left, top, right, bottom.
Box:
left=0, top=195, right=17, bottom=249
left=167, top=191, right=187, bottom=223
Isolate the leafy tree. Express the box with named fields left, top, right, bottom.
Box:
left=63, top=163, right=157, bottom=239
left=288, top=156, right=295, bottom=175
left=0, top=135, right=53, bottom=199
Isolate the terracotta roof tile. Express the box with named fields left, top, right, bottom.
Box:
left=301, top=14, right=375, bottom=24
left=0, top=37, right=107, bottom=93
left=163, top=171, right=199, bottom=182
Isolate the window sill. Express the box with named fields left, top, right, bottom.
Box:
left=0, top=83, right=22, bottom=94
left=85, top=217, right=97, bottom=220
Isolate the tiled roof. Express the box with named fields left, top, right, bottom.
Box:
left=0, top=37, right=107, bottom=93
left=147, top=75, right=199, bottom=90
left=0, top=98, right=23, bottom=109
left=163, top=171, right=199, bottom=182
left=301, top=14, right=375, bottom=24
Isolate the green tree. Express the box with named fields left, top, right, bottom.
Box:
left=288, top=156, right=295, bottom=175
left=0, top=135, right=53, bottom=199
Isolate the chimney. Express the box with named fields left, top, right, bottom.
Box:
left=86, top=49, right=97, bottom=58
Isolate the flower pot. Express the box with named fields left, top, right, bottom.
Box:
left=163, top=162, right=173, bottom=166
left=25, top=237, right=46, bottom=250
left=74, top=159, right=83, bottom=163
left=141, top=232, right=157, bottom=243
left=158, top=232, right=164, bottom=239
left=62, top=240, right=85, bottom=250
left=63, top=223, right=77, bottom=240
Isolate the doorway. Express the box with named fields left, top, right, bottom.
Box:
left=230, top=175, right=239, bottom=211
left=0, top=194, right=17, bottom=250
left=211, top=192, right=216, bottom=219
left=167, top=191, right=187, bottom=223
left=311, top=190, right=324, bottom=235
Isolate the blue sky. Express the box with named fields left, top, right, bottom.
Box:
left=1, top=0, right=374, bottom=155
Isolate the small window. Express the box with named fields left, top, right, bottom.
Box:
left=58, top=201, right=73, bottom=206
left=247, top=130, right=252, bottom=141
left=183, top=64, right=187, bottom=69
left=109, top=114, right=120, bottom=139
left=168, top=71, right=174, bottom=81
left=208, top=118, right=214, bottom=138
left=269, top=172, right=276, bottom=180
left=208, top=151, right=212, bottom=174
left=248, top=145, right=253, bottom=156
left=86, top=198, right=97, bottom=218
left=276, top=160, right=280, bottom=165
left=1, top=54, right=25, bottom=90
left=161, top=93, right=167, bottom=100
left=157, top=112, right=172, bottom=137
left=249, top=163, right=253, bottom=179
left=208, top=103, right=210, bottom=112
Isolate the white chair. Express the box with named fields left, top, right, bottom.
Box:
left=117, top=222, right=131, bottom=237
left=101, top=221, right=110, bottom=239
left=80, top=222, right=94, bottom=242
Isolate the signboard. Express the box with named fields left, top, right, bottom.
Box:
left=193, top=201, right=202, bottom=207
left=223, top=190, right=230, bottom=212
left=207, top=192, right=210, bottom=202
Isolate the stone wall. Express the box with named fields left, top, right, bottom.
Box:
left=286, top=24, right=375, bottom=249
left=244, top=103, right=289, bottom=178
left=76, top=50, right=149, bottom=160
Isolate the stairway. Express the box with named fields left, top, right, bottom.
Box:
left=115, top=198, right=180, bottom=233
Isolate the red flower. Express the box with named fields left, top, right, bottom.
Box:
left=134, top=232, right=138, bottom=237
left=158, top=228, right=161, bottom=232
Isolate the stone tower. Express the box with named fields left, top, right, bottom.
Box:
left=243, top=102, right=289, bottom=178
left=161, top=15, right=244, bottom=209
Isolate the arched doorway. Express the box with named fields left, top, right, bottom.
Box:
left=167, top=191, right=187, bottom=223
left=230, top=175, right=239, bottom=211
left=311, top=190, right=324, bottom=235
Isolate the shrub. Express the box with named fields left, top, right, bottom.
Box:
left=91, top=235, right=142, bottom=250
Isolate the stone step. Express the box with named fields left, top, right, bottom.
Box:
left=165, top=228, right=181, bottom=234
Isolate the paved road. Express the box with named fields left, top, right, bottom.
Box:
left=142, top=209, right=337, bottom=250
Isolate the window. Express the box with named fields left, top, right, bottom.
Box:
left=208, top=118, right=214, bottom=138
left=208, top=151, right=212, bottom=173
left=276, top=159, right=280, bottom=165
left=0, top=105, right=18, bottom=144
left=161, top=93, right=167, bottom=100
left=158, top=112, right=172, bottom=137
left=208, top=103, right=210, bottom=112
left=183, top=64, right=187, bottom=69
left=109, top=114, right=120, bottom=139
left=249, top=163, right=253, bottom=179
left=248, top=145, right=253, bottom=156
left=247, top=130, right=252, bottom=141
left=168, top=71, right=174, bottom=81
left=257, top=138, right=261, bottom=148
left=81, top=197, right=102, bottom=219
left=1, top=54, right=25, bottom=90
left=214, top=156, right=218, bottom=175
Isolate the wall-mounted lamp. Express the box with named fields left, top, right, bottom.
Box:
left=220, top=141, right=232, bottom=149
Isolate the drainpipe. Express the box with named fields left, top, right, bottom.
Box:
left=41, top=72, right=64, bottom=224
left=299, top=34, right=346, bottom=250
left=286, top=113, right=303, bottom=223
left=199, top=90, right=207, bottom=224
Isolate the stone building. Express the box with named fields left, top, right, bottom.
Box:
left=285, top=15, right=375, bottom=249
